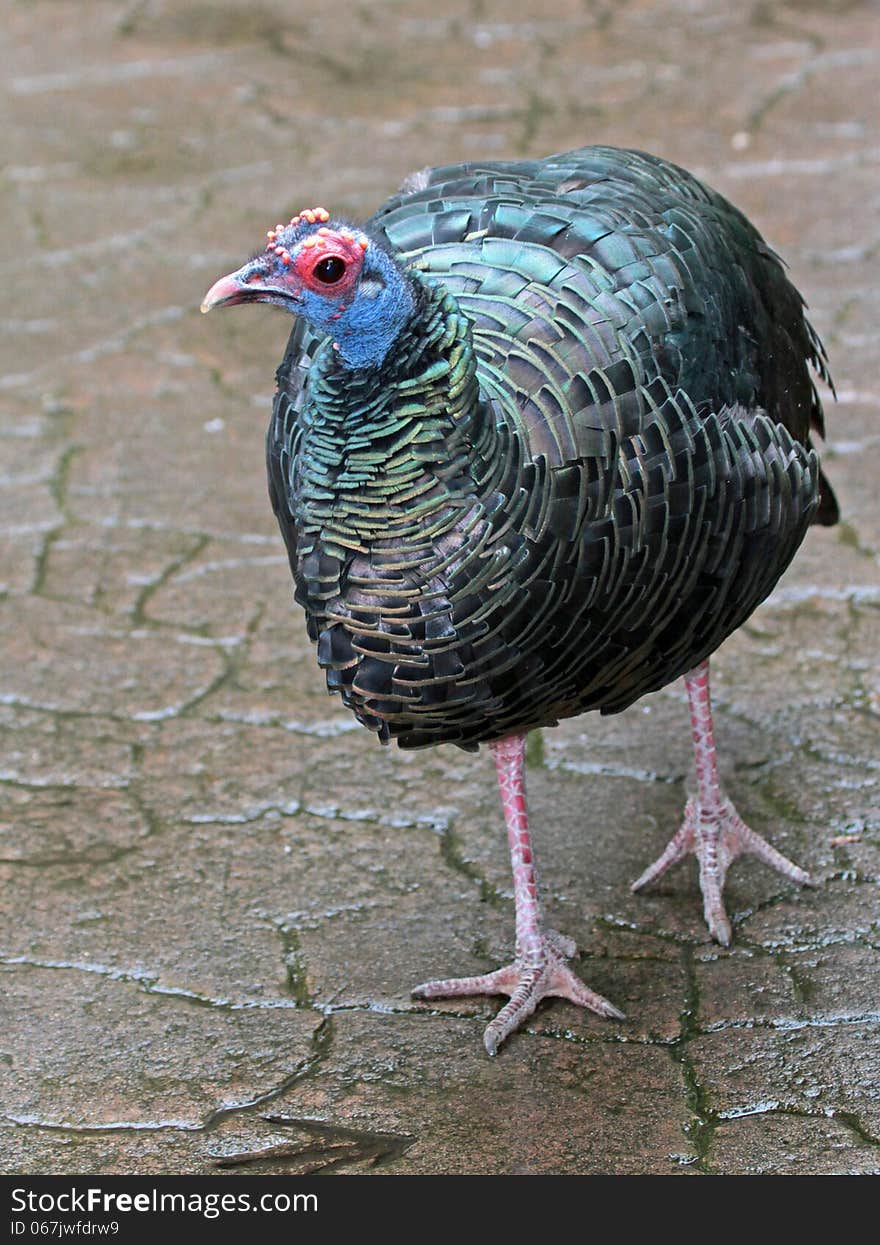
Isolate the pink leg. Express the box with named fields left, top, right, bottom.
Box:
left=632, top=659, right=812, bottom=944
left=412, top=733, right=623, bottom=1054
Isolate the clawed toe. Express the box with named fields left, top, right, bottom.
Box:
left=413, top=931, right=624, bottom=1055
left=632, top=794, right=811, bottom=944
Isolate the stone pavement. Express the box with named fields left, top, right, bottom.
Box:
left=1, top=0, right=878, bottom=1175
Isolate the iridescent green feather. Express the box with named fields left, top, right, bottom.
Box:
left=266, top=145, right=834, bottom=749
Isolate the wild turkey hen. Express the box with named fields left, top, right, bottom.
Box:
left=202, top=145, right=836, bottom=1054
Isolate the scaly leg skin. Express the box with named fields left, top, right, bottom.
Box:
left=412, top=734, right=623, bottom=1055
left=631, top=659, right=812, bottom=944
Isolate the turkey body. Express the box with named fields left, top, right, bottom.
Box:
left=266, top=146, right=832, bottom=752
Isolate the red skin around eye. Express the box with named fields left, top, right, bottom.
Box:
left=293, top=231, right=366, bottom=297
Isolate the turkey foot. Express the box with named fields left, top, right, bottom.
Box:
left=631, top=793, right=811, bottom=944
left=632, top=660, right=812, bottom=944
left=412, top=929, right=624, bottom=1056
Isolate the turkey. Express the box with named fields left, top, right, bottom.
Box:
left=202, top=146, right=837, bottom=1055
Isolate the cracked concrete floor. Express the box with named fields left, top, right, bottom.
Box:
left=2, top=0, right=879, bottom=1176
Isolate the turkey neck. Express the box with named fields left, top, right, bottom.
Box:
left=294, top=277, right=499, bottom=556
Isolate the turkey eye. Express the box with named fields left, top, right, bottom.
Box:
left=313, top=255, right=346, bottom=284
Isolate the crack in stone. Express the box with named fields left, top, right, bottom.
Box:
left=2, top=1115, right=201, bottom=1135
left=1, top=1017, right=336, bottom=1141
left=206, top=709, right=361, bottom=738
left=31, top=444, right=84, bottom=596
left=271, top=919, right=314, bottom=1009
left=0, top=307, right=187, bottom=393
left=665, top=944, right=718, bottom=1172
left=437, top=819, right=506, bottom=907
left=0, top=774, right=131, bottom=793
left=202, top=1015, right=335, bottom=1134
left=9, top=50, right=240, bottom=96
left=544, top=757, right=683, bottom=785
left=747, top=45, right=876, bottom=135
left=702, top=1010, right=880, bottom=1035
left=0, top=846, right=145, bottom=868
left=598, top=913, right=708, bottom=946
left=123, top=598, right=272, bottom=724
left=180, top=802, right=301, bottom=827
left=131, top=533, right=210, bottom=627
left=716, top=1101, right=880, bottom=1152
left=0, top=953, right=307, bottom=1012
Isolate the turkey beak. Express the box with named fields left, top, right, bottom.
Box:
left=200, top=272, right=250, bottom=314
left=200, top=259, right=299, bottom=314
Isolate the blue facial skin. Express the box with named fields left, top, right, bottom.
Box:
left=300, top=243, right=416, bottom=372
left=239, top=226, right=416, bottom=372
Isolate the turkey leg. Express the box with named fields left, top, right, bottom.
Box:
left=412, top=733, right=623, bottom=1054
left=631, top=659, right=812, bottom=943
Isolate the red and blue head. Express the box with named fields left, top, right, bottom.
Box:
left=201, top=207, right=415, bottom=369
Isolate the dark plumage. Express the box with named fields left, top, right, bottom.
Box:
left=203, top=146, right=835, bottom=1053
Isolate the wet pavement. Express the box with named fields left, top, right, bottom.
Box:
left=1, top=0, right=879, bottom=1175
